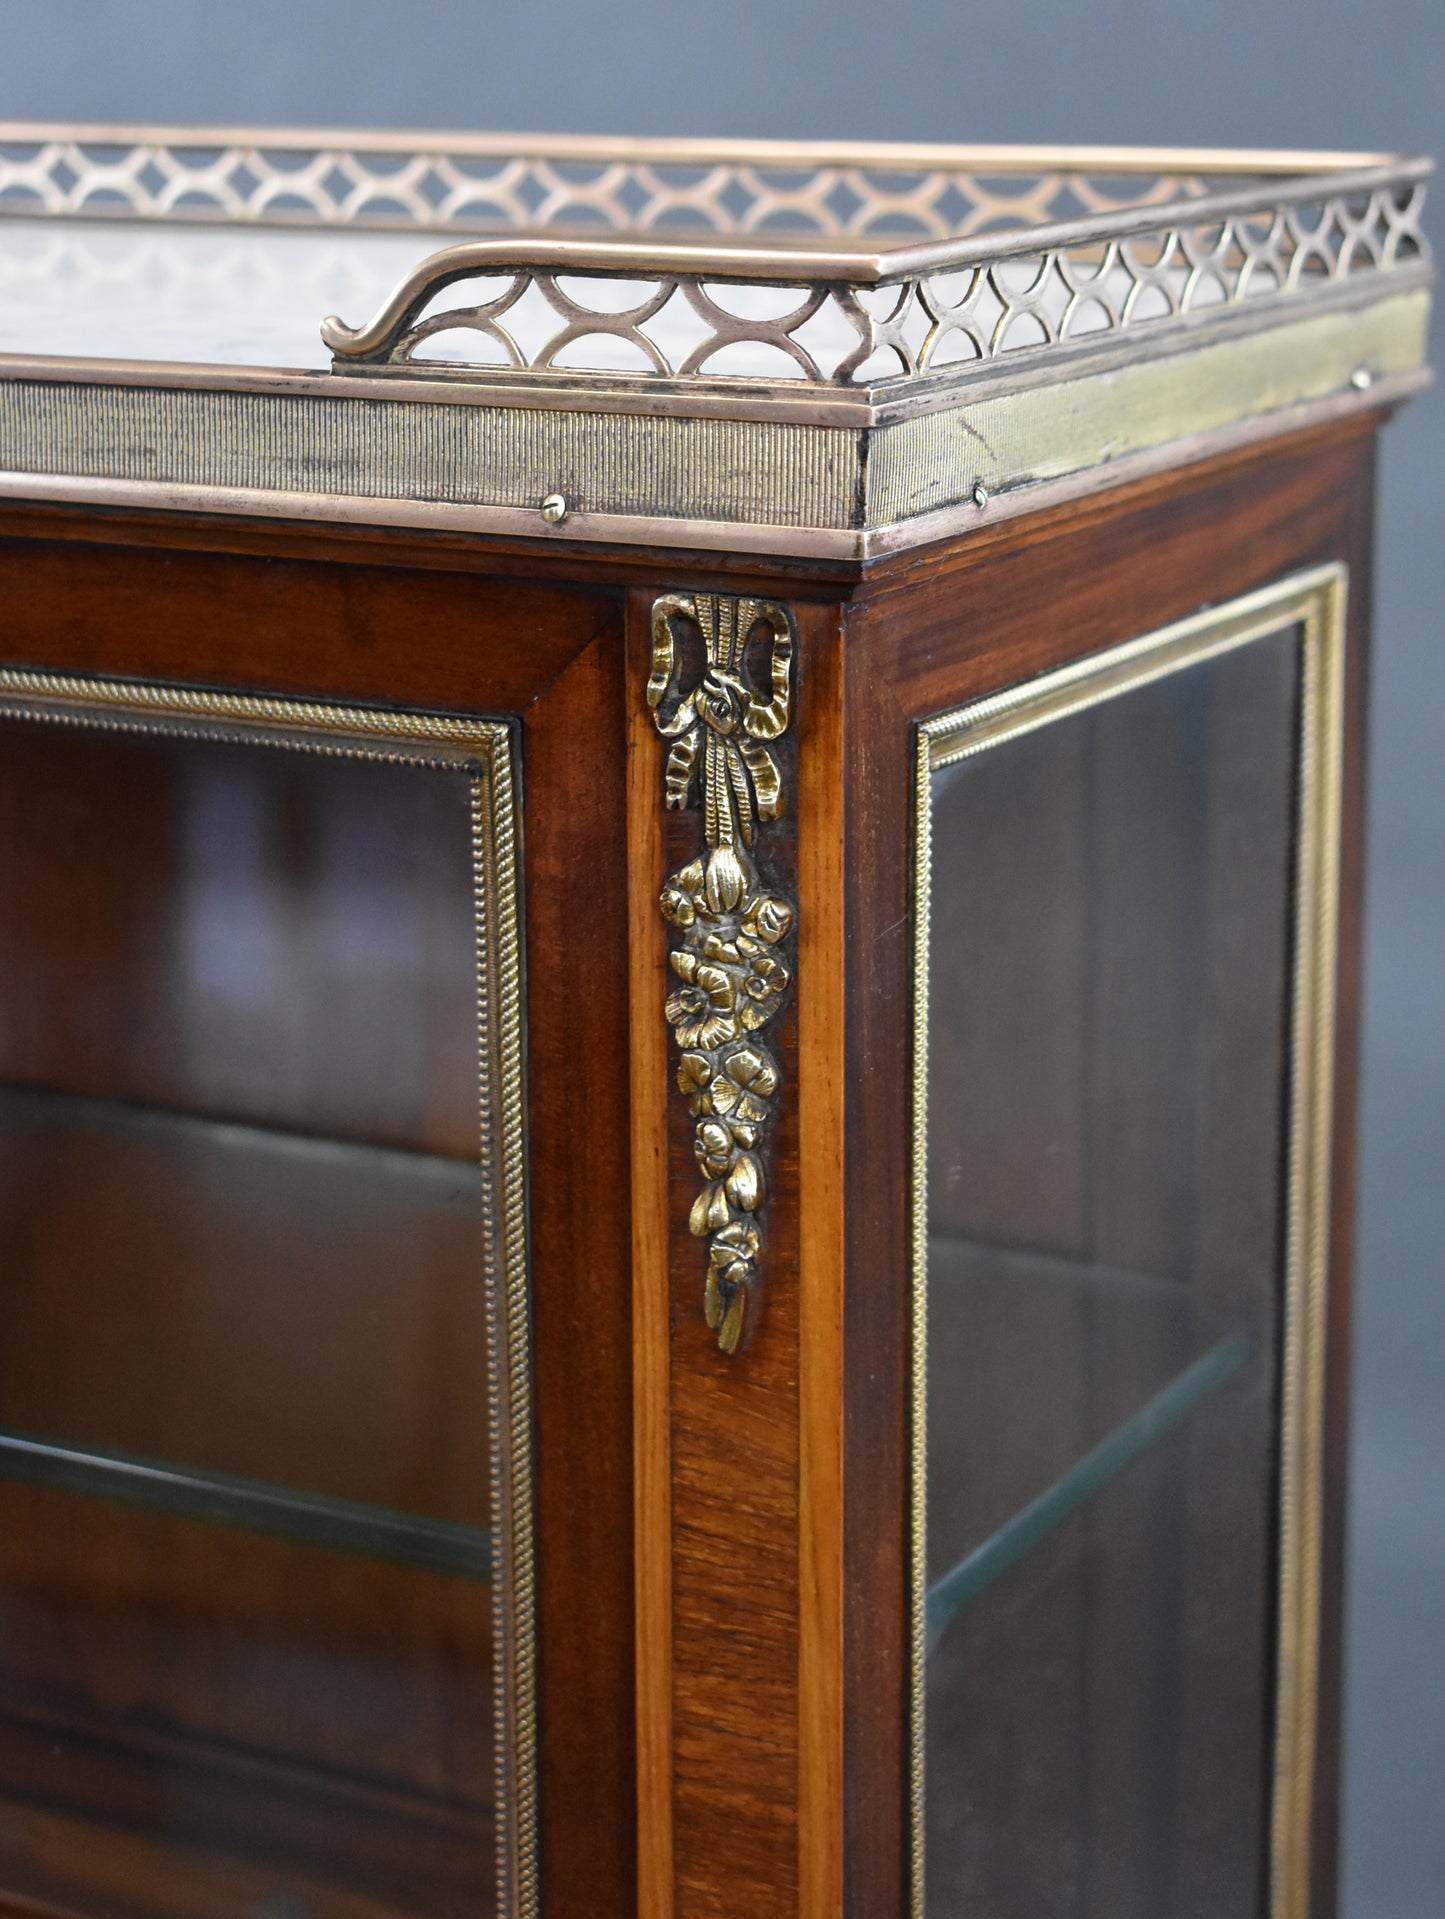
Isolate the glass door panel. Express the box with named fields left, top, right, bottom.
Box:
left=915, top=581, right=1344, bottom=1919
left=0, top=686, right=529, bottom=1919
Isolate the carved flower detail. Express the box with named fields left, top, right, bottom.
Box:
left=737, top=951, right=789, bottom=1032
left=707, top=1218, right=761, bottom=1353
left=708, top=1046, right=778, bottom=1122
left=665, top=950, right=737, bottom=1050
left=676, top=1050, right=712, bottom=1112
left=688, top=1141, right=764, bottom=1237
left=659, top=858, right=707, bottom=929
left=677, top=1044, right=780, bottom=1125
left=725, top=1149, right=763, bottom=1211
left=699, top=929, right=744, bottom=965
left=689, top=1178, right=732, bottom=1237
left=741, top=893, right=793, bottom=946
left=710, top=1218, right=760, bottom=1277
left=694, top=1120, right=735, bottom=1180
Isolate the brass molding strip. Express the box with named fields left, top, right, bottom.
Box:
left=910, top=565, right=1347, bottom=1919
left=0, top=380, right=861, bottom=529
left=861, top=368, right=1432, bottom=560
left=0, top=668, right=538, bottom=1919
left=649, top=593, right=797, bottom=1353
left=0, top=123, right=1403, bottom=174
left=1272, top=570, right=1348, bottom=1919
left=0, top=376, right=1421, bottom=564
left=0, top=370, right=1418, bottom=565
left=868, top=286, right=1430, bottom=524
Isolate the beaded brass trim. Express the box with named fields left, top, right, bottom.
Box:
left=649, top=594, right=796, bottom=1353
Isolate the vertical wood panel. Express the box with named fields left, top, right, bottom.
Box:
left=523, top=624, right=640, bottom=1919
left=798, top=602, right=848, bottom=1919
left=626, top=589, right=675, bottom=1919
left=840, top=652, right=912, bottom=1919
left=644, top=586, right=806, bottom=1919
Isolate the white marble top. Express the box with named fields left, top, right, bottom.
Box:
left=0, top=215, right=1184, bottom=384
left=0, top=218, right=882, bottom=380
left=0, top=220, right=427, bottom=371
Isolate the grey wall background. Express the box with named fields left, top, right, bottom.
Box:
left=0, top=2, right=1438, bottom=1911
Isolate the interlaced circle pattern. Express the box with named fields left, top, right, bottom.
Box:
left=0, top=133, right=1428, bottom=386
left=0, top=135, right=1217, bottom=235
left=342, top=185, right=1428, bottom=385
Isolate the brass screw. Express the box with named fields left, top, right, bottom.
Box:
left=541, top=492, right=568, bottom=525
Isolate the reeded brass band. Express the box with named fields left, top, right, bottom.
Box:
left=0, top=287, right=1426, bottom=557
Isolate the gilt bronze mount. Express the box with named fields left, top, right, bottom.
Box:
left=649, top=593, right=796, bottom=1352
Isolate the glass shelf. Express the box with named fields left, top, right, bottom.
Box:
left=0, top=1079, right=499, bottom=1906
left=925, top=1232, right=1249, bottom=1650
left=0, top=1427, right=492, bottom=1581
left=0, top=1080, right=492, bottom=1536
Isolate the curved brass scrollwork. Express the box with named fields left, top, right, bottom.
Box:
left=649, top=593, right=796, bottom=1354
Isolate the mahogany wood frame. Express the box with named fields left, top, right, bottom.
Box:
left=0, top=406, right=1383, bottom=1919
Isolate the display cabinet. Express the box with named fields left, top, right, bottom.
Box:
left=0, top=126, right=1431, bottom=1919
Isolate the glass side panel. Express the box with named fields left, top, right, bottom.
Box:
left=0, top=716, right=502, bottom=1916
left=923, top=628, right=1301, bottom=1919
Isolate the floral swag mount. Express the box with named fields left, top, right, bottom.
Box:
left=649, top=592, right=795, bottom=1354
